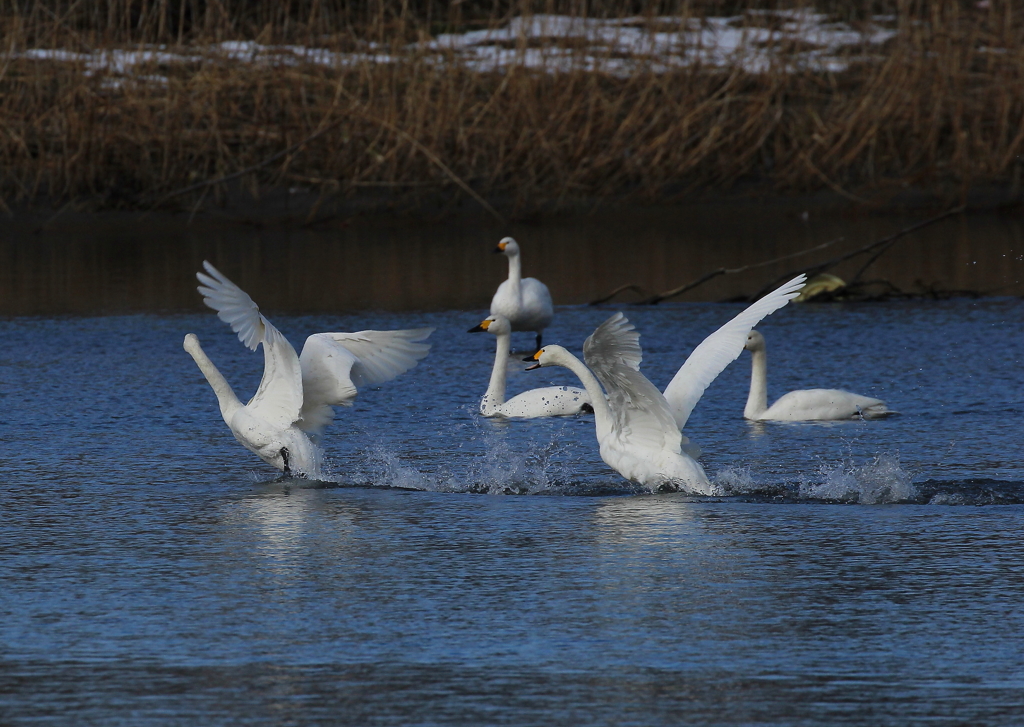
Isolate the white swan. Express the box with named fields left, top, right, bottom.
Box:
left=742, top=330, right=893, bottom=421
left=468, top=314, right=592, bottom=418
left=662, top=275, right=808, bottom=429
left=490, top=237, right=553, bottom=351
left=526, top=313, right=716, bottom=494
left=183, top=261, right=433, bottom=476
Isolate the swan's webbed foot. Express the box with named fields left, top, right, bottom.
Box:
left=535, top=333, right=543, bottom=352
left=281, top=447, right=291, bottom=476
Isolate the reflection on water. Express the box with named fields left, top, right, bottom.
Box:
left=2, top=204, right=1022, bottom=314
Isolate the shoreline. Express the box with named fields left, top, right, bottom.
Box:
left=2, top=5, right=1022, bottom=217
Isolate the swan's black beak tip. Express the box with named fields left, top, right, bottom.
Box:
left=492, top=246, right=503, bottom=254
left=468, top=324, right=485, bottom=333
left=524, top=362, right=542, bottom=371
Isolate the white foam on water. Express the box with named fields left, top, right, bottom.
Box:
left=712, top=465, right=759, bottom=494
left=800, top=452, right=918, bottom=504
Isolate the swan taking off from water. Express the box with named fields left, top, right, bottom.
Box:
left=183, top=261, right=433, bottom=476
left=742, top=330, right=893, bottom=421
left=526, top=313, right=715, bottom=494
left=661, top=275, right=808, bottom=429
left=490, top=237, right=553, bottom=351
left=469, top=314, right=592, bottom=418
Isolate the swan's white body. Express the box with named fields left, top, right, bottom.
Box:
left=528, top=314, right=715, bottom=494
left=184, top=261, right=433, bottom=476
left=469, top=315, right=591, bottom=418
left=489, top=237, right=553, bottom=350
left=742, top=330, right=893, bottom=421
left=661, top=275, right=808, bottom=429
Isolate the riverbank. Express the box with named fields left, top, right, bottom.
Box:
left=2, top=2, right=1023, bottom=217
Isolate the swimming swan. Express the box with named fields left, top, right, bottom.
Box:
left=469, top=314, right=592, bottom=418
left=742, top=330, right=893, bottom=421
left=490, top=237, right=553, bottom=351
left=526, top=313, right=716, bottom=494
left=183, top=261, right=433, bottom=476
left=661, top=275, right=808, bottom=429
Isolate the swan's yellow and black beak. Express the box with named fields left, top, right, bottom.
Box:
left=524, top=349, right=543, bottom=371
left=468, top=319, right=491, bottom=333
left=493, top=240, right=508, bottom=254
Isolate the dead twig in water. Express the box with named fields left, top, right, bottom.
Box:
left=589, top=283, right=653, bottom=305
left=749, top=204, right=967, bottom=301
left=591, top=235, right=844, bottom=305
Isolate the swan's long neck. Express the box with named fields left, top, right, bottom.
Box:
left=555, top=353, right=613, bottom=436
left=506, top=252, right=522, bottom=291
left=185, top=339, right=244, bottom=425
left=744, top=347, right=769, bottom=419
left=481, top=332, right=511, bottom=414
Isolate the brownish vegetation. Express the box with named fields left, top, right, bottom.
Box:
left=0, top=1, right=1022, bottom=217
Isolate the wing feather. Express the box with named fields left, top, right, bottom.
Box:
left=196, top=260, right=286, bottom=351
left=196, top=261, right=302, bottom=428
left=584, top=313, right=682, bottom=455
left=297, top=328, right=433, bottom=435
left=663, top=274, right=806, bottom=429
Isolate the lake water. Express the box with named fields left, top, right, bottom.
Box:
left=2, top=209, right=1024, bottom=725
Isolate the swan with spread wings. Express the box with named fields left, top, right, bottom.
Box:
left=183, top=261, right=432, bottom=477
left=525, top=275, right=806, bottom=493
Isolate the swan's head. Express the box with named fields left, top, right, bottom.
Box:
left=468, top=315, right=511, bottom=335
left=493, top=237, right=520, bottom=257
left=183, top=333, right=202, bottom=354
left=744, top=330, right=766, bottom=352
left=524, top=345, right=569, bottom=370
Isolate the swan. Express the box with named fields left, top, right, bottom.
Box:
left=490, top=237, right=553, bottom=351
left=742, top=330, right=893, bottom=421
left=468, top=314, right=592, bottom=418
left=525, top=313, right=716, bottom=494
left=661, top=275, right=808, bottom=429
left=183, top=261, right=433, bottom=476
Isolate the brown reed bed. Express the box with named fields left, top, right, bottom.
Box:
left=0, top=1, right=1022, bottom=217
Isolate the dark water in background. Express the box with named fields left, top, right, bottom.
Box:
left=1, top=203, right=1022, bottom=314
left=2, top=207, right=1024, bottom=725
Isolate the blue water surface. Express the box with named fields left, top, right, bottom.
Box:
left=2, top=299, right=1023, bottom=725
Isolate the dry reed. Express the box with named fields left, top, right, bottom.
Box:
left=1, top=1, right=1022, bottom=216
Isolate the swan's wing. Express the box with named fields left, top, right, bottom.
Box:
left=584, top=313, right=682, bottom=454
left=333, top=328, right=434, bottom=388
left=196, top=261, right=287, bottom=351
left=196, top=261, right=302, bottom=427
left=297, top=328, right=433, bottom=435
left=663, top=274, right=806, bottom=429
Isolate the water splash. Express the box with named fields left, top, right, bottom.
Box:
left=800, top=453, right=918, bottom=504
left=347, top=415, right=584, bottom=495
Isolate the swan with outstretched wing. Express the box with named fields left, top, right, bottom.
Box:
left=184, top=261, right=432, bottom=477
left=527, top=313, right=714, bottom=494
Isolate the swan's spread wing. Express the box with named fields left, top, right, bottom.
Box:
left=297, top=328, right=433, bottom=435
left=584, top=313, right=682, bottom=455
left=196, top=261, right=286, bottom=351
left=583, top=312, right=643, bottom=375
left=333, top=328, right=434, bottom=388
left=663, top=274, right=806, bottom=429
left=196, top=262, right=302, bottom=428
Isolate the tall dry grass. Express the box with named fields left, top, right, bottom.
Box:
left=0, top=1, right=1022, bottom=215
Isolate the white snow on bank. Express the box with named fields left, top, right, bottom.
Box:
left=12, top=9, right=898, bottom=88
